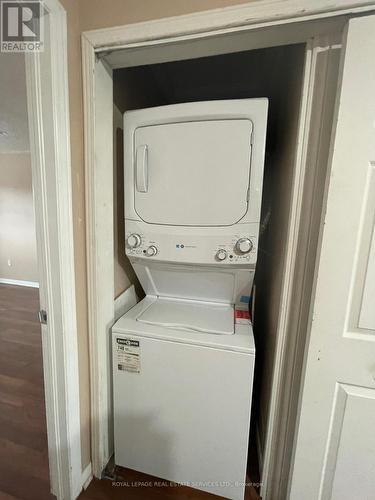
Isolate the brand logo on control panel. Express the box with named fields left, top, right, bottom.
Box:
left=175, top=244, right=197, bottom=249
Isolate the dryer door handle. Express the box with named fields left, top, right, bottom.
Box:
left=136, top=144, right=148, bottom=193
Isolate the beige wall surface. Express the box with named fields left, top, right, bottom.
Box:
left=79, top=0, right=253, bottom=31
left=59, top=0, right=261, bottom=471
left=0, top=153, right=38, bottom=283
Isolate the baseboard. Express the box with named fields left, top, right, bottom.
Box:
left=0, top=278, right=39, bottom=288
left=256, top=423, right=264, bottom=477
left=81, top=463, right=93, bottom=491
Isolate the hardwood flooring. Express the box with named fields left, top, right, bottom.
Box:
left=0, top=284, right=53, bottom=500
left=79, top=466, right=261, bottom=500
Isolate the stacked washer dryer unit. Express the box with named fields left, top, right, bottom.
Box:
left=112, top=99, right=268, bottom=500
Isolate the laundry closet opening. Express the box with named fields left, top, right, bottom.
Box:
left=112, top=43, right=306, bottom=486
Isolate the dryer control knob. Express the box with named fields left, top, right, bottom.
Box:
left=127, top=233, right=141, bottom=248
left=216, top=249, right=227, bottom=261
left=236, top=238, right=253, bottom=254
left=146, top=245, right=158, bottom=257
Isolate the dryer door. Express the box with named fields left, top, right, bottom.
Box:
left=134, top=119, right=253, bottom=226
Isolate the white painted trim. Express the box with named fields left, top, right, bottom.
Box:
left=259, top=36, right=342, bottom=500
left=82, top=33, right=103, bottom=479
left=83, top=46, right=115, bottom=476
left=81, top=463, right=93, bottom=491
left=103, top=17, right=344, bottom=69
left=0, top=278, right=39, bottom=288
left=25, top=0, right=84, bottom=498
left=82, top=0, right=375, bottom=491
left=84, top=0, right=374, bottom=50
left=271, top=40, right=342, bottom=500
left=259, top=38, right=315, bottom=499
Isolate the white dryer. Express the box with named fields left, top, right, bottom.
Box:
left=112, top=99, right=268, bottom=500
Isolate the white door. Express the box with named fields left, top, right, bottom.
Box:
left=134, top=119, right=252, bottom=226
left=289, top=15, right=375, bottom=500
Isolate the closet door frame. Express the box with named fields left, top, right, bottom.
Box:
left=81, top=1, right=375, bottom=498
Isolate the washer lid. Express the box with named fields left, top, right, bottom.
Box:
left=136, top=297, right=234, bottom=335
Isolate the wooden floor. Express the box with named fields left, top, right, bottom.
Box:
left=79, top=466, right=261, bottom=500
left=0, top=284, right=53, bottom=500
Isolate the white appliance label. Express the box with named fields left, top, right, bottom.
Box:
left=116, top=338, right=141, bottom=373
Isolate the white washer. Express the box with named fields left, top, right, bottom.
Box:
left=112, top=296, right=255, bottom=500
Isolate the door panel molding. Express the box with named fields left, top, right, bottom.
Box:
left=346, top=161, right=375, bottom=335
left=320, top=383, right=375, bottom=500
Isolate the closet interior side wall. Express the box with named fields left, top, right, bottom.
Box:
left=253, top=47, right=306, bottom=463
left=112, top=45, right=307, bottom=466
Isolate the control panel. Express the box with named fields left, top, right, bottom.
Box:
left=125, top=220, right=259, bottom=266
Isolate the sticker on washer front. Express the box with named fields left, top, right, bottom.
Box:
left=116, top=338, right=141, bottom=373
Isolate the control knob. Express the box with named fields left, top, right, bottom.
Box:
left=127, top=233, right=141, bottom=249
left=236, top=238, right=253, bottom=254
left=216, top=249, right=227, bottom=261
left=146, top=245, right=158, bottom=257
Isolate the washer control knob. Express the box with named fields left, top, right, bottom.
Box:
left=127, top=233, right=141, bottom=248
left=146, top=245, right=158, bottom=257
left=216, top=249, right=227, bottom=261
left=236, top=238, right=253, bottom=254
